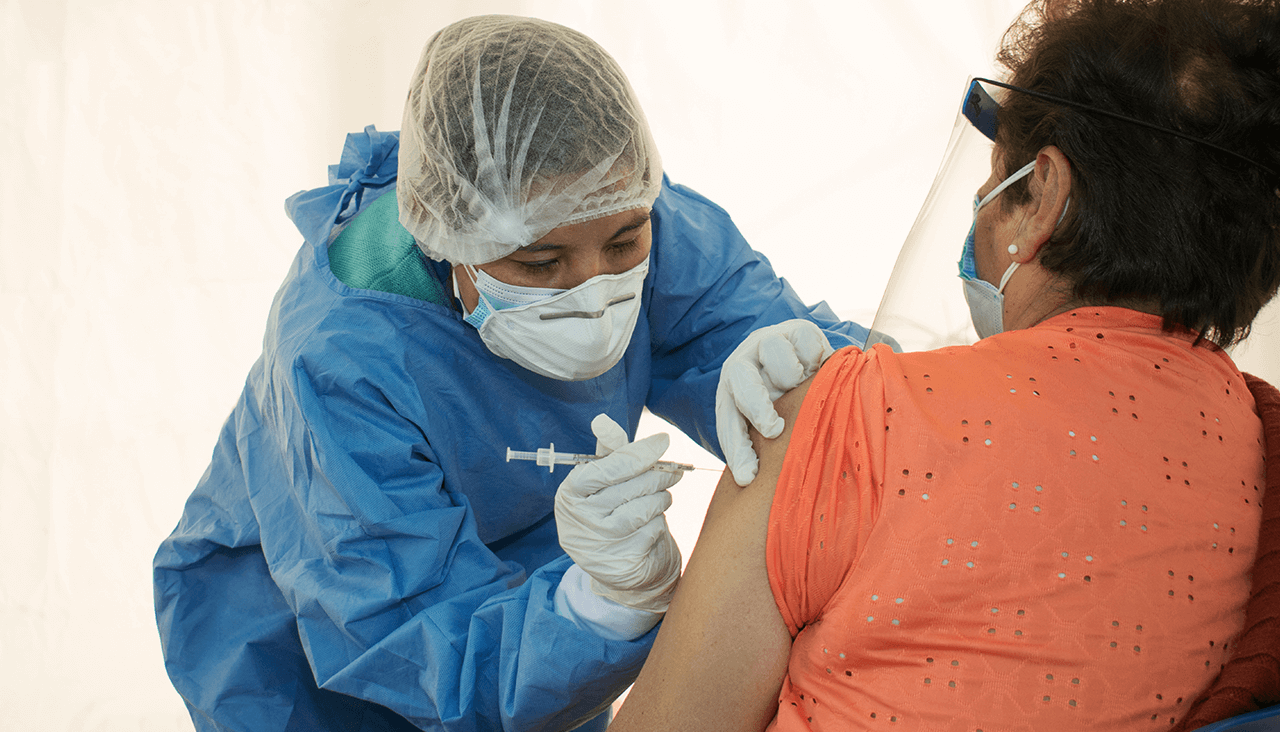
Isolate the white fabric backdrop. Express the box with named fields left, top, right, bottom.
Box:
left=4, top=1, right=1277, bottom=728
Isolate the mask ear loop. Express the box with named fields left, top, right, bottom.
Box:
left=977, top=161, right=1038, bottom=296
left=453, top=263, right=497, bottom=319
left=977, top=160, right=1038, bottom=211
left=997, top=197, right=1072, bottom=298
left=995, top=261, right=1020, bottom=294
left=988, top=162, right=1073, bottom=292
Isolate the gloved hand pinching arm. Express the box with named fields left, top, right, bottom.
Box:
left=716, top=319, right=835, bottom=486
left=555, top=414, right=683, bottom=615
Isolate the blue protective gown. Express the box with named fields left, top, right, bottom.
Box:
left=153, top=127, right=868, bottom=732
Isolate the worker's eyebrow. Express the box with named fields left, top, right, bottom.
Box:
left=520, top=242, right=563, bottom=253
left=608, top=211, right=651, bottom=238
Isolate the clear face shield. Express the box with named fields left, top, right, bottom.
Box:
left=865, top=78, right=1007, bottom=352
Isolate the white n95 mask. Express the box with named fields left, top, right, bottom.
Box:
left=456, top=258, right=649, bottom=381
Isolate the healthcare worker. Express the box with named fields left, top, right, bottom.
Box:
left=153, top=15, right=866, bottom=732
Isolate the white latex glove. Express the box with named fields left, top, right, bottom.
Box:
left=716, top=320, right=835, bottom=486
left=554, top=414, right=683, bottom=614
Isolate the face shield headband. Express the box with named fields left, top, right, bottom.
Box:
left=964, top=77, right=1278, bottom=181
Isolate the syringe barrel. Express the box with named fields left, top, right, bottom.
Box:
left=508, top=445, right=697, bottom=474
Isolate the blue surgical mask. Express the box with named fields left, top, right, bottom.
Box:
left=958, top=161, right=1037, bottom=339
left=455, top=265, right=566, bottom=329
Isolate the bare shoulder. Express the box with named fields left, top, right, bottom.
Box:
left=696, top=371, right=818, bottom=534
left=608, top=376, right=819, bottom=732
left=742, top=373, right=818, bottom=502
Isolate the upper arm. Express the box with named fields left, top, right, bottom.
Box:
left=611, top=376, right=816, bottom=732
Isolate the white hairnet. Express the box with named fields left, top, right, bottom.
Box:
left=398, top=15, right=663, bottom=265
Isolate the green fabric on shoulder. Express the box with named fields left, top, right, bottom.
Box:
left=328, top=192, right=448, bottom=305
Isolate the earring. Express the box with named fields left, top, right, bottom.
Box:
left=1007, top=244, right=1019, bottom=255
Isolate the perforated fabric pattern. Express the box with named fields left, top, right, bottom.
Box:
left=766, top=307, right=1265, bottom=731
left=1173, top=374, right=1280, bottom=730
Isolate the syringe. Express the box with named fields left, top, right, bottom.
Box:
left=506, top=443, right=702, bottom=474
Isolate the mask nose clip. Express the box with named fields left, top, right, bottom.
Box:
left=539, top=293, right=636, bottom=321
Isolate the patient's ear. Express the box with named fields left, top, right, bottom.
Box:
left=1013, top=146, right=1073, bottom=262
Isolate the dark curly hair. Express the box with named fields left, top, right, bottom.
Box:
left=993, top=0, right=1280, bottom=345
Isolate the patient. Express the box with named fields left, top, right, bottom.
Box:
left=610, top=0, right=1280, bottom=729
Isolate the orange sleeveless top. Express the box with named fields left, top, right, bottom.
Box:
left=766, top=308, right=1265, bottom=731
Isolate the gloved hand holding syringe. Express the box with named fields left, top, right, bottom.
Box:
left=507, top=444, right=713, bottom=474
left=539, top=414, right=718, bottom=616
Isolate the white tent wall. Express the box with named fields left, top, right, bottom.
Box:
left=3, top=1, right=1276, bottom=728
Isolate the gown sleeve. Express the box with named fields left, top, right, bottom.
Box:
left=643, top=179, right=870, bottom=457
left=247, top=334, right=651, bottom=731
left=159, top=127, right=649, bottom=732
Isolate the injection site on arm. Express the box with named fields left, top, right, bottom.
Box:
left=610, top=377, right=818, bottom=732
